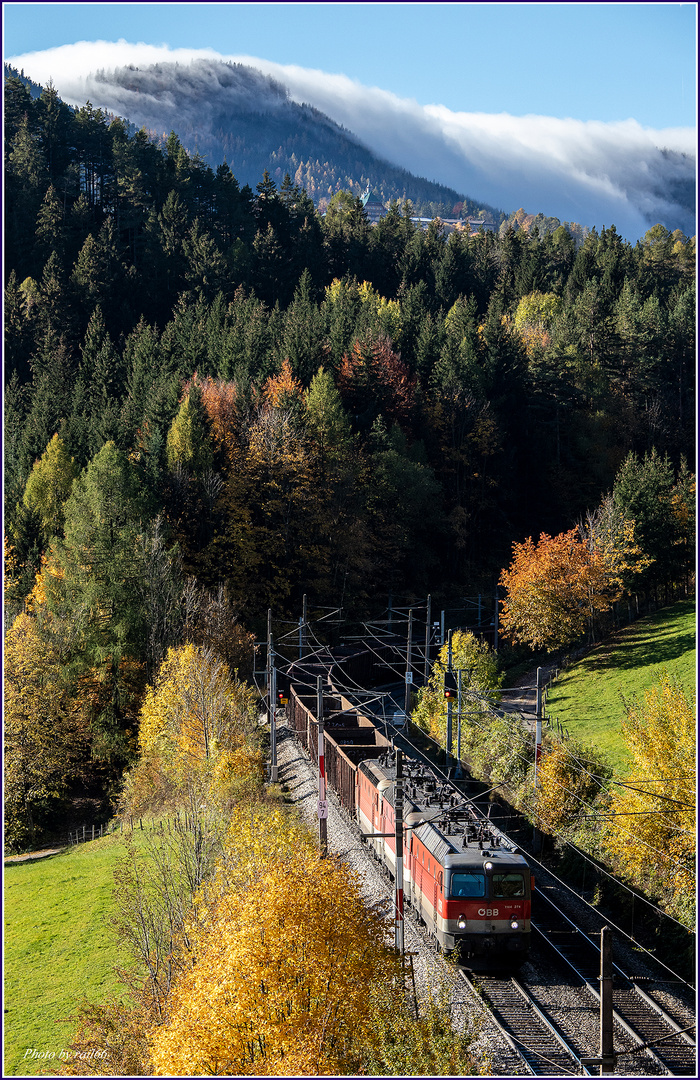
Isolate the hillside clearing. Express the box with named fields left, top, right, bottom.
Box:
left=544, top=600, right=696, bottom=775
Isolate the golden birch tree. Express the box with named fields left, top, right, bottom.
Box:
left=602, top=674, right=695, bottom=924
left=148, top=848, right=397, bottom=1076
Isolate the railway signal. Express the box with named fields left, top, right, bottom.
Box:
left=277, top=690, right=288, bottom=706
left=444, top=671, right=457, bottom=699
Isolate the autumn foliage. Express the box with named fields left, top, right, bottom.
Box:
left=4, top=612, right=89, bottom=849
left=413, top=629, right=502, bottom=745
left=338, top=334, right=415, bottom=429
left=499, top=514, right=647, bottom=651
left=149, top=848, right=396, bottom=1075
left=533, top=740, right=610, bottom=833
left=123, top=643, right=261, bottom=817
left=601, top=674, right=695, bottom=922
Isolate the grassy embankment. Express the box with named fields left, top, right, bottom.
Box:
left=544, top=599, right=696, bottom=775
left=3, top=831, right=145, bottom=1077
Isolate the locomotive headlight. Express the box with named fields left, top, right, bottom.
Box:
left=510, top=920, right=520, bottom=930
left=484, top=861, right=493, bottom=872
left=457, top=914, right=467, bottom=930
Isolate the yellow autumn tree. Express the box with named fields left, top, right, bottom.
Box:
left=4, top=611, right=89, bottom=850
left=412, top=629, right=502, bottom=745
left=533, top=739, right=611, bottom=833
left=602, top=674, right=695, bottom=924
left=129, top=643, right=262, bottom=815
left=148, top=846, right=398, bottom=1076
left=513, top=290, right=562, bottom=356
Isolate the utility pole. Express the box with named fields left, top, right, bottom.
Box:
left=267, top=609, right=278, bottom=782
left=424, top=594, right=431, bottom=682
left=302, top=593, right=308, bottom=656
left=456, top=668, right=463, bottom=779
left=440, top=609, right=445, bottom=647
left=316, top=675, right=328, bottom=857
left=534, top=666, right=543, bottom=788
left=267, top=609, right=272, bottom=695
left=600, top=926, right=614, bottom=1075
left=493, top=590, right=499, bottom=651
left=404, top=607, right=413, bottom=714
left=446, top=631, right=453, bottom=758
left=532, top=666, right=543, bottom=849
left=394, top=749, right=404, bottom=954
left=270, top=639, right=278, bottom=783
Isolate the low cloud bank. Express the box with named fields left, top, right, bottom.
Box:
left=8, top=40, right=696, bottom=241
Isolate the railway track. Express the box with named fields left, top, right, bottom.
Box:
left=461, top=969, right=594, bottom=1076
left=532, top=889, right=697, bottom=1076
left=284, top=673, right=696, bottom=1076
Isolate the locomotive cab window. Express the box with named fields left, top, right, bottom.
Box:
left=492, top=873, right=525, bottom=898
left=450, top=872, right=485, bottom=897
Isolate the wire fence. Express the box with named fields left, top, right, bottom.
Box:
left=64, top=820, right=119, bottom=846
left=63, top=813, right=210, bottom=847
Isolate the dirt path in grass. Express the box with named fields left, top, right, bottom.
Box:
left=4, top=848, right=66, bottom=865
left=499, top=664, right=556, bottom=715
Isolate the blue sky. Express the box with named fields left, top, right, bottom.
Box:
left=4, top=2, right=696, bottom=128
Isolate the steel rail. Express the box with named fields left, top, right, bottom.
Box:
left=531, top=901, right=696, bottom=1076
left=537, top=889, right=695, bottom=1047
left=287, top=664, right=694, bottom=1075
left=460, top=970, right=593, bottom=1076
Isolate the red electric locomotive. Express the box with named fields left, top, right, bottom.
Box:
left=356, top=755, right=532, bottom=969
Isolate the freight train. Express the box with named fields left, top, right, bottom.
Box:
left=285, top=676, right=532, bottom=970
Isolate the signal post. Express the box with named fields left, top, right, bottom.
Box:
left=394, top=749, right=404, bottom=954
left=316, top=675, right=328, bottom=857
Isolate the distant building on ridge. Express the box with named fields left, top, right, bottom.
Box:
left=360, top=187, right=387, bottom=223
left=358, top=186, right=496, bottom=232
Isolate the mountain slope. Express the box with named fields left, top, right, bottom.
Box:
left=78, top=58, right=505, bottom=219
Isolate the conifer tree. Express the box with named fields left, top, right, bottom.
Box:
left=165, top=382, right=215, bottom=476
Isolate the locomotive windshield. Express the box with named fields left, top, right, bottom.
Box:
left=492, top=873, right=525, bottom=897
left=450, top=872, right=485, bottom=897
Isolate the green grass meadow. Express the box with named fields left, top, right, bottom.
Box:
left=544, top=600, right=696, bottom=775
left=3, top=834, right=135, bottom=1077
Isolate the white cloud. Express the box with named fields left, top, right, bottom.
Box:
left=7, top=40, right=696, bottom=241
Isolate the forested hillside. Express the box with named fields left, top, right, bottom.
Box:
left=4, top=60, right=502, bottom=221
left=3, top=73, right=696, bottom=849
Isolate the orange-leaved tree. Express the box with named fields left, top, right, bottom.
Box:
left=499, top=506, right=647, bottom=651
left=499, top=529, right=598, bottom=650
